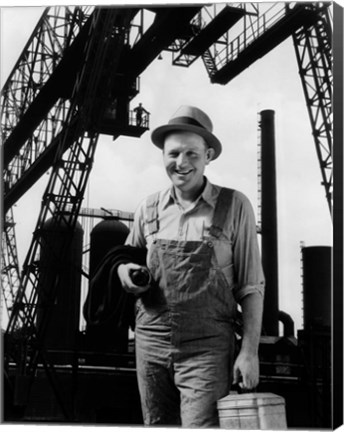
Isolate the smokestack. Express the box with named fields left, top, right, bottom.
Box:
left=260, top=110, right=279, bottom=336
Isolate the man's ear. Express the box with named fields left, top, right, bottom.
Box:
left=206, top=147, right=215, bottom=164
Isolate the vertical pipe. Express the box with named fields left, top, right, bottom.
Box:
left=260, top=109, right=279, bottom=336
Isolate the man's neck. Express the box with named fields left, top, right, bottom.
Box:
left=173, top=178, right=206, bottom=206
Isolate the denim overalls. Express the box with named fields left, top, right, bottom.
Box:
left=135, top=188, right=237, bottom=427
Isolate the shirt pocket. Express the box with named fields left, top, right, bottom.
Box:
left=210, top=237, right=233, bottom=268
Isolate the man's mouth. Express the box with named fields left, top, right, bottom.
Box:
left=175, top=169, right=192, bottom=176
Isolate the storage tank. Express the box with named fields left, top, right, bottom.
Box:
left=37, top=217, right=83, bottom=354
left=86, top=218, right=130, bottom=353
left=89, top=218, right=129, bottom=274
left=302, top=246, right=331, bottom=329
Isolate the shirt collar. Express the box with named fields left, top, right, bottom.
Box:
left=162, top=177, right=216, bottom=210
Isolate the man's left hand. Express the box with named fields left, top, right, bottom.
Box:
left=232, top=350, right=260, bottom=390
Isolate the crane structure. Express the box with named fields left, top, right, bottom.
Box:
left=292, top=5, right=333, bottom=215
left=1, top=2, right=333, bottom=422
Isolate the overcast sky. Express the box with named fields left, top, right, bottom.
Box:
left=1, top=3, right=334, bottom=332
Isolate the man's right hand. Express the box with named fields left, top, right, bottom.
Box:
left=117, top=263, right=151, bottom=295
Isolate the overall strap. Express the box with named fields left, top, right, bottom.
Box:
left=146, top=192, right=160, bottom=237
left=209, top=187, right=234, bottom=239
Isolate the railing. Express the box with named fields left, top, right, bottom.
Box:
left=129, top=108, right=150, bottom=128
left=214, top=3, right=288, bottom=70
left=65, top=205, right=134, bottom=222
left=170, top=3, right=290, bottom=74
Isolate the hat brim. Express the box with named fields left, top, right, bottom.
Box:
left=151, top=124, right=222, bottom=160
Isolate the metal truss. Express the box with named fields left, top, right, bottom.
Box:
left=1, top=7, right=94, bottom=211
left=1, top=9, right=94, bottom=328
left=1, top=5, right=143, bottom=340
left=166, top=2, right=333, bottom=217
left=292, top=3, right=333, bottom=216
left=1, top=208, right=21, bottom=326
left=2, top=4, right=200, bottom=351
left=208, top=2, right=291, bottom=72
left=169, top=3, right=288, bottom=72
left=1, top=6, right=93, bottom=142
left=4, top=8, right=135, bottom=416
left=5, top=5, right=132, bottom=342
left=168, top=2, right=328, bottom=85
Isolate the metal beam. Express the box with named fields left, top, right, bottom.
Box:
left=292, top=4, right=333, bottom=216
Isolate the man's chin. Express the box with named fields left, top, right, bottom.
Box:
left=172, top=179, right=190, bottom=189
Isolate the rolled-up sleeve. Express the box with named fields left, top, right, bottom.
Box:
left=231, top=191, right=265, bottom=303
left=125, top=200, right=147, bottom=248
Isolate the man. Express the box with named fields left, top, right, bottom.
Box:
left=133, top=102, right=149, bottom=126
left=117, top=105, right=265, bottom=427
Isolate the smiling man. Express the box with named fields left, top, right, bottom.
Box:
left=163, top=130, right=213, bottom=207
left=117, top=105, right=265, bottom=427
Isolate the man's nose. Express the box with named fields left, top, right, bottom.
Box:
left=176, top=153, right=188, bottom=166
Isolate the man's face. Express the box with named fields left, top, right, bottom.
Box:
left=163, top=131, right=214, bottom=196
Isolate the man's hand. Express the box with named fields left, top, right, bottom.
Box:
left=232, top=350, right=260, bottom=390
left=232, top=292, right=263, bottom=391
left=117, top=263, right=151, bottom=295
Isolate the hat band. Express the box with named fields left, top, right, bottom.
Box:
left=168, top=116, right=208, bottom=131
